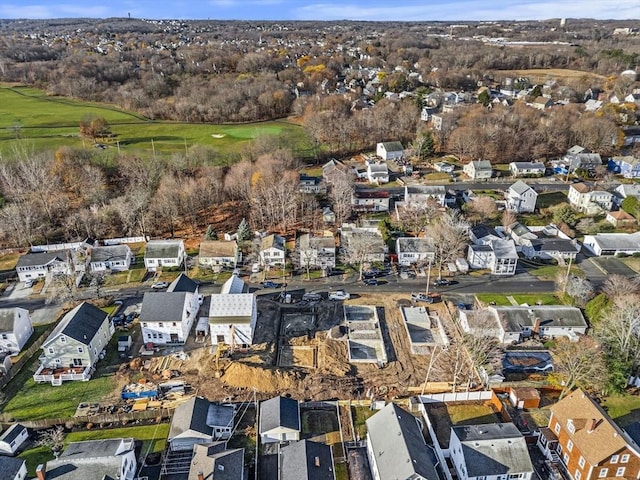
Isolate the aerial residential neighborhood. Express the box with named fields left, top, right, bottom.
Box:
left=2, top=8, right=640, bottom=480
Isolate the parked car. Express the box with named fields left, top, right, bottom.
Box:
left=262, top=281, right=280, bottom=289
left=411, top=293, right=434, bottom=304
left=112, top=314, right=125, bottom=325
left=433, top=279, right=452, bottom=287
left=363, top=278, right=378, bottom=286
left=329, top=290, right=350, bottom=301
left=302, top=292, right=322, bottom=302
left=151, top=281, right=169, bottom=289
left=251, top=263, right=261, bottom=273
left=363, top=269, right=380, bottom=278
left=24, top=279, right=34, bottom=288
left=125, top=312, right=138, bottom=323
left=456, top=302, right=467, bottom=310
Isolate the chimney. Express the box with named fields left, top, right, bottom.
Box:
left=533, top=318, right=541, bottom=335
left=587, top=419, right=597, bottom=433
left=314, top=456, right=321, bottom=467
left=36, top=464, right=46, bottom=480
left=197, top=472, right=204, bottom=480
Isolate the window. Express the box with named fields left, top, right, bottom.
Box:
left=77, top=347, right=83, bottom=353
left=147, top=334, right=152, bottom=339
left=60, top=335, right=66, bottom=343
left=563, top=453, right=569, bottom=465
left=621, top=454, right=630, bottom=464
left=611, top=455, right=619, bottom=464
left=172, top=322, right=177, bottom=327
left=55, top=358, right=61, bottom=365
left=600, top=469, right=608, bottom=478
left=142, top=322, right=148, bottom=327
left=616, top=467, right=625, bottom=477
left=1, top=334, right=7, bottom=340
left=575, top=470, right=581, bottom=480
left=567, top=440, right=573, bottom=452
left=73, top=358, right=83, bottom=366
left=48, top=347, right=55, bottom=354
left=579, top=456, right=585, bottom=468
left=159, top=322, right=164, bottom=328
left=554, top=422, right=561, bottom=434
left=567, top=420, right=575, bottom=434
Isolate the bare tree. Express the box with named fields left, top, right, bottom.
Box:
left=465, top=196, right=498, bottom=224
left=328, top=174, right=354, bottom=226
left=595, top=296, right=640, bottom=372
left=549, top=336, right=607, bottom=399
left=501, top=209, right=517, bottom=228
left=601, top=274, right=640, bottom=301
left=426, top=211, right=469, bottom=280
left=557, top=273, right=595, bottom=307
left=37, top=425, right=65, bottom=457
left=341, top=232, right=382, bottom=280
left=395, top=198, right=439, bottom=234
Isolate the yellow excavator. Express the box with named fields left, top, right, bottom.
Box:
left=213, top=326, right=235, bottom=378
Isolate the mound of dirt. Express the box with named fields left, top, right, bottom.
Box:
left=222, top=362, right=304, bottom=393
left=318, top=338, right=350, bottom=377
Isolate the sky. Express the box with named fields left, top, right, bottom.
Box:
left=0, top=0, right=639, bottom=22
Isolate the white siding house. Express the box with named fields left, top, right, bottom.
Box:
left=467, top=240, right=518, bottom=275
left=0, top=424, right=29, bottom=455
left=0, top=308, right=33, bottom=355
left=198, top=240, right=240, bottom=271
left=506, top=181, right=538, bottom=213
left=463, top=160, right=492, bottom=180
left=396, top=237, right=435, bottom=266
left=259, top=234, right=286, bottom=266
left=15, top=251, right=74, bottom=282
left=209, top=275, right=256, bottom=346
left=376, top=141, right=404, bottom=160
left=144, top=239, right=186, bottom=272
left=297, top=234, right=336, bottom=271
left=568, top=183, right=614, bottom=215
left=89, top=245, right=133, bottom=273
left=259, top=396, right=301, bottom=444
left=0, top=456, right=27, bottom=480
left=509, top=162, right=546, bottom=177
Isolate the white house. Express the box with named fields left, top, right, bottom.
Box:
left=139, top=274, right=200, bottom=345
left=367, top=162, right=390, bottom=184
left=583, top=232, right=640, bottom=256
left=0, top=424, right=29, bottom=456
left=297, top=234, right=336, bottom=271
left=168, top=397, right=234, bottom=451
left=33, top=302, right=114, bottom=384
left=404, top=184, right=446, bottom=206
left=458, top=305, right=588, bottom=343
left=339, top=224, right=386, bottom=263
left=509, top=161, right=546, bottom=177
left=0, top=308, right=33, bottom=355
left=208, top=274, right=256, bottom=347
left=259, top=396, right=301, bottom=444
left=396, top=237, right=435, bottom=266
left=567, top=183, right=614, bottom=215
left=198, top=240, right=240, bottom=271
left=89, top=244, right=133, bottom=273
left=376, top=141, right=404, bottom=160
left=434, top=161, right=455, bottom=173
left=463, top=160, right=492, bottom=180
left=144, top=239, right=186, bottom=272
left=259, top=234, right=286, bottom=266
left=15, top=251, right=74, bottom=282
left=41, top=438, right=137, bottom=480
left=0, top=456, right=26, bottom=480
left=467, top=240, right=518, bottom=275
left=351, top=190, right=390, bottom=212
left=506, top=181, right=537, bottom=213
left=299, top=175, right=326, bottom=194
left=449, top=423, right=534, bottom=480
left=506, top=223, right=580, bottom=261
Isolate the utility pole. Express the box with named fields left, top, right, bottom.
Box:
left=562, top=255, right=573, bottom=295
left=425, top=257, right=432, bottom=296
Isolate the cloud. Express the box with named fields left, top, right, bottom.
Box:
left=0, top=3, right=110, bottom=18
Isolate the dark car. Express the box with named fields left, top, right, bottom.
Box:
left=262, top=281, right=280, bottom=289
left=363, top=278, right=378, bottom=286
left=433, top=279, right=452, bottom=287
left=363, top=269, right=380, bottom=278
left=125, top=312, right=138, bottom=323
left=112, top=314, right=125, bottom=325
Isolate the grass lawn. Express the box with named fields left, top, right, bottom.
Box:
left=351, top=406, right=375, bottom=440
left=425, top=402, right=498, bottom=449
left=475, top=294, right=514, bottom=306
left=189, top=265, right=218, bottom=283
left=66, top=423, right=170, bottom=454
left=424, top=172, right=452, bottom=182
left=476, top=293, right=560, bottom=306
left=527, top=264, right=583, bottom=279
left=335, top=462, right=349, bottom=480
left=0, top=251, right=20, bottom=271
left=536, top=191, right=568, bottom=209
left=19, top=445, right=54, bottom=477
left=601, top=394, right=640, bottom=427
left=622, top=257, right=640, bottom=273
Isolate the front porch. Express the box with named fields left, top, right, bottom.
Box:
left=33, top=364, right=94, bottom=385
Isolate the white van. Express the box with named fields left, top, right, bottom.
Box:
left=251, top=263, right=261, bottom=273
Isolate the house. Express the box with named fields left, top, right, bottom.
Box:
left=139, top=273, right=200, bottom=345
left=280, top=440, right=335, bottom=480
left=568, top=183, right=614, bottom=215
left=396, top=237, right=435, bottom=266
left=366, top=402, right=439, bottom=480
left=168, top=397, right=234, bottom=451
left=583, top=232, right=640, bottom=256
left=209, top=275, right=257, bottom=346
left=509, top=161, right=546, bottom=177
left=322, top=158, right=352, bottom=185
left=562, top=152, right=603, bottom=173
left=467, top=240, right=518, bottom=276
left=607, top=210, right=636, bottom=227
left=0, top=423, right=29, bottom=455
left=259, top=234, right=286, bottom=266
left=530, top=96, right=553, bottom=110
left=351, top=190, right=390, bottom=212
left=366, top=162, right=390, bottom=184
left=144, top=239, right=186, bottom=272
left=584, top=99, right=603, bottom=111
left=613, top=184, right=640, bottom=207
left=623, top=126, right=640, bottom=146
left=433, top=162, right=455, bottom=173
left=449, top=423, right=534, bottom=480
left=0, top=308, right=33, bottom=355
left=39, top=438, right=137, bottom=480
left=431, top=113, right=457, bottom=132
left=538, top=389, right=640, bottom=480
left=322, top=207, right=336, bottom=224
left=376, top=141, right=404, bottom=160
left=259, top=396, right=301, bottom=444
left=506, top=223, right=580, bottom=261
left=15, top=251, right=74, bottom=282
left=463, top=160, right=492, bottom=180
left=33, top=302, right=114, bottom=384
left=299, top=175, right=327, bottom=195
left=0, top=457, right=26, bottom=480
left=297, top=234, right=336, bottom=271
left=469, top=225, right=502, bottom=245
left=339, top=224, right=386, bottom=263
left=198, top=240, right=240, bottom=271
left=458, top=305, right=588, bottom=343
left=188, top=442, right=245, bottom=480
left=608, top=156, right=640, bottom=178
left=404, top=184, right=446, bottom=207
left=506, top=181, right=537, bottom=213
left=88, top=244, right=133, bottom=273
left=509, top=387, right=541, bottom=409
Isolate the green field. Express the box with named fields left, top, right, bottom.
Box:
left=475, top=293, right=560, bottom=306
left=0, top=86, right=312, bottom=158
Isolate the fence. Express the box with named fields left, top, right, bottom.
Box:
left=418, top=390, right=493, bottom=403
left=6, top=408, right=172, bottom=430
left=31, top=242, right=84, bottom=253
left=0, top=324, right=55, bottom=390
left=103, top=237, right=148, bottom=246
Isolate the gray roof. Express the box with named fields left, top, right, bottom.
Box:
left=471, top=160, right=492, bottom=170
left=511, top=161, right=545, bottom=170
left=261, top=234, right=285, bottom=252
left=199, top=240, right=237, bottom=259
left=406, top=185, right=445, bottom=196
left=0, top=423, right=27, bottom=445
left=381, top=141, right=404, bottom=152
left=144, top=240, right=183, bottom=259
left=168, top=273, right=199, bottom=293
left=259, top=396, right=300, bottom=433
left=0, top=456, right=25, bottom=478
left=616, top=184, right=640, bottom=198
left=139, top=292, right=190, bottom=323
left=0, top=308, right=18, bottom=332
left=589, top=232, right=640, bottom=250
left=493, top=305, right=587, bottom=332
left=470, top=225, right=499, bottom=240
left=16, top=251, right=67, bottom=268
left=280, top=440, right=335, bottom=480
left=366, top=402, right=439, bottom=480
left=89, top=245, right=130, bottom=264
left=509, top=181, right=534, bottom=196
left=189, top=443, right=244, bottom=480
left=508, top=222, right=533, bottom=238
left=46, top=438, right=134, bottom=480
left=44, top=302, right=108, bottom=347
left=396, top=237, right=435, bottom=254
left=452, top=423, right=533, bottom=477
left=298, top=234, right=335, bottom=251
left=220, top=274, right=246, bottom=294
left=170, top=396, right=213, bottom=439
left=534, top=239, right=579, bottom=253
left=207, top=403, right=235, bottom=429
left=491, top=240, right=518, bottom=259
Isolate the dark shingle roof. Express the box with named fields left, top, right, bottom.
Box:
left=144, top=240, right=183, bottom=259
left=0, top=423, right=27, bottom=445
left=280, top=440, right=335, bottom=480
left=0, top=456, right=25, bottom=478
left=168, top=273, right=198, bottom=293
left=259, top=396, right=300, bottom=433
left=89, top=245, right=130, bottom=264
left=16, top=251, right=67, bottom=268
left=139, top=292, right=189, bottom=322
left=170, top=397, right=213, bottom=439
left=189, top=443, right=244, bottom=480
left=44, top=302, right=108, bottom=347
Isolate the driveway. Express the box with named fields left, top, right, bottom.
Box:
left=590, top=257, right=638, bottom=277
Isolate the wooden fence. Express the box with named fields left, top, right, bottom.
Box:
left=3, top=408, right=172, bottom=430
left=0, top=324, right=55, bottom=390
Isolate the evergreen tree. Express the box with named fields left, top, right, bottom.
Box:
left=204, top=224, right=217, bottom=241
left=236, top=218, right=251, bottom=241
